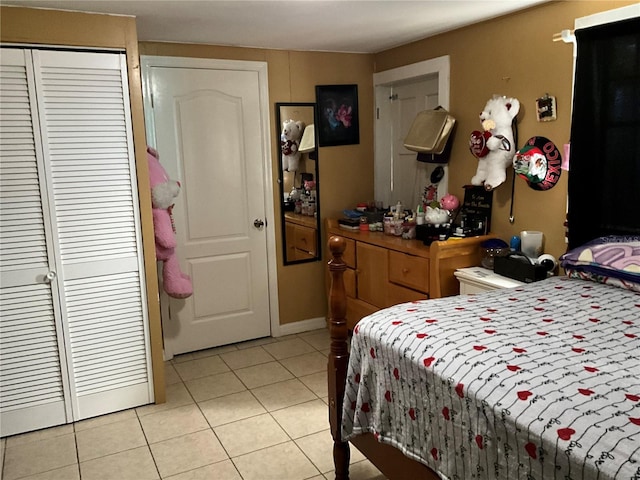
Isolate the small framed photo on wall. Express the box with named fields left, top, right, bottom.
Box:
left=316, top=84, right=360, bottom=146
left=535, top=94, right=557, bottom=122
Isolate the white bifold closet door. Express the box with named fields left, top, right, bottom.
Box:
left=0, top=48, right=153, bottom=437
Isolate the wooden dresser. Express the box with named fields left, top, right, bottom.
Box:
left=327, top=219, right=492, bottom=330
left=285, top=212, right=318, bottom=261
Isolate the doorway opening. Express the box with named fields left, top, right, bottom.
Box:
left=374, top=56, right=451, bottom=212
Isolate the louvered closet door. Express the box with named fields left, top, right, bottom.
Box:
left=0, top=49, right=71, bottom=437
left=31, top=50, right=153, bottom=421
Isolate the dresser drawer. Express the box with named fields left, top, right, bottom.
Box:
left=344, top=267, right=356, bottom=298
left=342, top=238, right=356, bottom=269
left=459, top=281, right=493, bottom=295
left=388, top=251, right=429, bottom=293
left=346, top=296, right=379, bottom=330
left=386, top=282, right=428, bottom=307
left=356, top=243, right=388, bottom=308
left=295, top=224, right=317, bottom=255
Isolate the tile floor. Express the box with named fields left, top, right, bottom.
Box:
left=1, top=328, right=386, bottom=480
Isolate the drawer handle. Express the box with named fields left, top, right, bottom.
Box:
left=402, top=268, right=409, bottom=274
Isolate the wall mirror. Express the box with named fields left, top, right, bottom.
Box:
left=276, top=102, right=321, bottom=265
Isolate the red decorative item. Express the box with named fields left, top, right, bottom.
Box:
left=518, top=390, right=533, bottom=401
left=557, top=427, right=576, bottom=441
left=469, top=130, right=491, bottom=158
left=525, top=442, right=537, bottom=459
left=430, top=448, right=439, bottom=461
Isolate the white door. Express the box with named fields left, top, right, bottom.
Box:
left=145, top=62, right=272, bottom=356
left=0, top=48, right=70, bottom=436
left=1, top=47, right=153, bottom=436
left=390, top=78, right=443, bottom=210
left=374, top=56, right=450, bottom=210
left=33, top=50, right=153, bottom=421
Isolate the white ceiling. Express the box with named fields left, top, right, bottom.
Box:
left=5, top=0, right=549, bottom=53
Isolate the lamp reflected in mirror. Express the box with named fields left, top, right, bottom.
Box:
left=276, top=103, right=321, bottom=265
left=298, top=124, right=316, bottom=158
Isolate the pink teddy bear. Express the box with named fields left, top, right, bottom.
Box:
left=147, top=146, right=193, bottom=299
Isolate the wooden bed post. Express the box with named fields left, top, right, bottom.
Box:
left=328, top=236, right=350, bottom=479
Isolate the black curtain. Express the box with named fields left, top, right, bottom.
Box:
left=568, top=17, right=640, bottom=249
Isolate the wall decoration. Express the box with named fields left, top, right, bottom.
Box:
left=459, top=185, right=493, bottom=234
left=513, top=136, right=562, bottom=190
left=535, top=94, right=557, bottom=122
left=316, top=84, right=360, bottom=147
left=469, top=95, right=520, bottom=191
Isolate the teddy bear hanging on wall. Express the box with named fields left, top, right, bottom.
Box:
left=281, top=119, right=304, bottom=172
left=469, top=95, right=520, bottom=191
left=147, top=146, right=193, bottom=299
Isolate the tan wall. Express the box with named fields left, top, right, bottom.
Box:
left=6, top=1, right=632, bottom=331
left=0, top=6, right=165, bottom=402
left=139, top=43, right=374, bottom=326
left=374, top=0, right=636, bottom=262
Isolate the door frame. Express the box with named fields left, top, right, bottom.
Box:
left=140, top=56, right=280, bottom=355
left=373, top=55, right=450, bottom=204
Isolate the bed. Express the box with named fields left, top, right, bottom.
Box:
left=326, top=235, right=640, bottom=479
left=326, top=15, right=640, bottom=478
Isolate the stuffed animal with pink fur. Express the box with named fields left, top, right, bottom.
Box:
left=147, top=146, right=193, bottom=299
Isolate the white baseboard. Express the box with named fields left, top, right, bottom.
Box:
left=274, top=316, right=327, bottom=337
left=163, top=317, right=328, bottom=360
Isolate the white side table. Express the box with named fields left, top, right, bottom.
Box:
left=455, top=266, right=524, bottom=294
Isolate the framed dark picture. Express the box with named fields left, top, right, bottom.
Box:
left=315, top=84, right=359, bottom=147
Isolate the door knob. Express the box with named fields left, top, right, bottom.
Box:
left=44, top=271, right=57, bottom=283
left=253, top=219, right=265, bottom=229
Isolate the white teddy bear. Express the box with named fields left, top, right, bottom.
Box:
left=470, top=95, right=520, bottom=191
left=281, top=119, right=304, bottom=172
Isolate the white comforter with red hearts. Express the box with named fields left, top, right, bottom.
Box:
left=342, top=276, right=640, bottom=479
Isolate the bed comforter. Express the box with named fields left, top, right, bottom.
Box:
left=342, top=276, right=640, bottom=479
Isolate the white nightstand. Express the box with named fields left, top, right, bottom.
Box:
left=455, top=266, right=524, bottom=294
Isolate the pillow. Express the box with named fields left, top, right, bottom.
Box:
left=565, top=267, right=640, bottom=292
left=560, top=235, right=640, bottom=284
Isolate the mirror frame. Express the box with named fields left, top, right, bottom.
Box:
left=276, top=102, right=321, bottom=265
